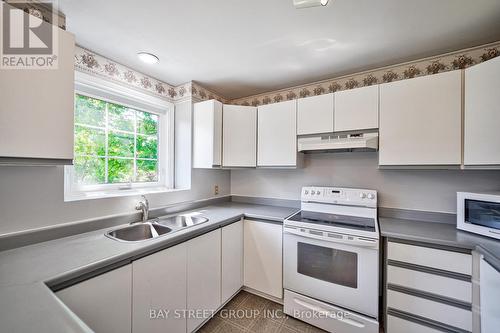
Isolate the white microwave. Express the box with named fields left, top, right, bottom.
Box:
left=457, top=192, right=500, bottom=240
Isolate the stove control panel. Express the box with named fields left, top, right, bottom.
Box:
left=301, top=186, right=377, bottom=207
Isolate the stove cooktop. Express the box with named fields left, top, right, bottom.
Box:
left=287, top=210, right=376, bottom=232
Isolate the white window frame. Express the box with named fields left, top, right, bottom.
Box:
left=64, top=71, right=175, bottom=201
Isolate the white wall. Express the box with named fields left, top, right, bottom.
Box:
left=231, top=152, right=500, bottom=213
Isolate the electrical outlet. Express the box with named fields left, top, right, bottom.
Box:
left=214, top=185, right=219, bottom=195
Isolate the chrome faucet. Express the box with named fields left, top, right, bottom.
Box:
left=134, top=195, right=149, bottom=223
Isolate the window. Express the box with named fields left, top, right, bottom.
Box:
left=65, top=72, right=174, bottom=201
left=74, top=94, right=160, bottom=185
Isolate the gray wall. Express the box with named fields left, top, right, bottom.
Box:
left=231, top=152, right=500, bottom=213
left=0, top=97, right=232, bottom=236
left=0, top=166, right=230, bottom=236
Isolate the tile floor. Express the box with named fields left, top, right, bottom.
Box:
left=198, top=291, right=327, bottom=333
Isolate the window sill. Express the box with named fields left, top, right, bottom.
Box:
left=64, top=187, right=189, bottom=202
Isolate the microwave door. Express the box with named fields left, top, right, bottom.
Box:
left=466, top=199, right=500, bottom=229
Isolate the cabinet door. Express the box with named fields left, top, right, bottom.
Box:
left=0, top=23, right=75, bottom=161
left=193, top=100, right=223, bottom=168
left=244, top=220, right=283, bottom=298
left=56, top=265, right=132, bottom=333
left=379, top=70, right=462, bottom=166
left=258, top=100, right=297, bottom=167
left=222, top=220, right=244, bottom=304
left=334, top=85, right=379, bottom=132
left=187, top=229, right=222, bottom=332
left=464, top=57, right=500, bottom=166
left=480, top=257, right=500, bottom=333
left=297, top=93, right=334, bottom=135
left=132, top=244, right=187, bottom=333
left=222, top=105, right=257, bottom=167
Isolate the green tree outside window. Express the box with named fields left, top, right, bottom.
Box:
left=74, top=94, right=159, bottom=185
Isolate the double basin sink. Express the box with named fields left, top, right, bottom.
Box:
left=106, top=215, right=209, bottom=242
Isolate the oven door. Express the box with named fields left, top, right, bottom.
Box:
left=283, top=226, right=379, bottom=318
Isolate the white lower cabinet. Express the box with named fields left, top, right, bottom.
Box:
left=56, top=220, right=284, bottom=333
left=244, top=219, right=283, bottom=298
left=56, top=265, right=132, bottom=333
left=387, top=265, right=471, bottom=303
left=480, top=257, right=500, bottom=333
left=387, top=315, right=443, bottom=333
left=132, top=244, right=187, bottom=333
left=222, top=220, right=244, bottom=304
left=387, top=290, right=472, bottom=332
left=386, top=240, right=474, bottom=333
left=387, top=241, right=472, bottom=276
left=284, top=290, right=379, bottom=333
left=187, top=229, right=222, bottom=332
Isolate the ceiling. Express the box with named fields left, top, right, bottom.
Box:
left=59, top=0, right=500, bottom=99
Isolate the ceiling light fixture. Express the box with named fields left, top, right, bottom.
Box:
left=293, top=0, right=329, bottom=9
left=137, top=52, right=160, bottom=64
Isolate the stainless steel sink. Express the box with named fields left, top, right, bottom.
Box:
left=106, top=222, right=173, bottom=242
left=155, top=215, right=209, bottom=229
left=106, top=214, right=209, bottom=242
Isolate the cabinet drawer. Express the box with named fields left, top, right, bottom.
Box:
left=387, top=265, right=472, bottom=303
left=284, top=290, right=379, bottom=333
left=387, top=290, right=472, bottom=332
left=387, top=315, right=444, bottom=333
left=388, top=241, right=472, bottom=276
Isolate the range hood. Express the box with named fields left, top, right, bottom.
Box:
left=298, top=132, right=378, bottom=153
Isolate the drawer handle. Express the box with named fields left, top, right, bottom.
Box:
left=293, top=298, right=365, bottom=328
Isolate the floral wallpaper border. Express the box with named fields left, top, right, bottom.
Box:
left=230, top=41, right=500, bottom=106
left=75, top=40, right=500, bottom=107
left=74, top=46, right=228, bottom=103
left=6, top=1, right=66, bottom=30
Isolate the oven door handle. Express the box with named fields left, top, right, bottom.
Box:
left=293, top=298, right=365, bottom=328
left=284, top=227, right=378, bottom=249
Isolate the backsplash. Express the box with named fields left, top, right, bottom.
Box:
left=230, top=41, right=500, bottom=106
left=231, top=153, right=500, bottom=214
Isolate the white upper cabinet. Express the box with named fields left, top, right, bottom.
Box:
left=464, top=57, right=500, bottom=167
left=193, top=100, right=223, bottom=168
left=258, top=100, right=297, bottom=167
left=222, top=105, right=257, bottom=167
left=379, top=70, right=462, bottom=166
left=334, top=85, right=379, bottom=132
left=0, top=22, right=75, bottom=163
left=56, top=265, right=132, bottom=333
left=187, top=229, right=222, bottom=332
left=297, top=93, right=334, bottom=135
left=221, top=220, right=244, bottom=304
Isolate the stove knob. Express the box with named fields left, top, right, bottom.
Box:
left=316, top=191, right=321, bottom=195
left=304, top=190, right=309, bottom=195
left=367, top=193, right=375, bottom=200
left=360, top=193, right=367, bottom=199
left=310, top=190, right=315, bottom=195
